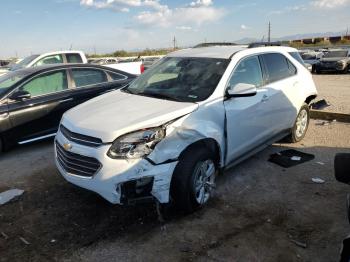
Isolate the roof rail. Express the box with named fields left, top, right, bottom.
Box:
left=194, top=42, right=238, bottom=48
left=248, top=42, right=283, bottom=48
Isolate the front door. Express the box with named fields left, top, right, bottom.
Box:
left=224, top=55, right=272, bottom=164
left=7, top=69, right=74, bottom=142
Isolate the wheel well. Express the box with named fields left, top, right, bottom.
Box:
left=305, top=95, right=317, bottom=105
left=178, top=138, right=221, bottom=167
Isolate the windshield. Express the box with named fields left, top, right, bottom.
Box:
left=10, top=55, right=39, bottom=71
left=0, top=71, right=28, bottom=97
left=289, top=52, right=305, bottom=65
left=123, top=57, right=229, bottom=102
left=324, top=51, right=348, bottom=58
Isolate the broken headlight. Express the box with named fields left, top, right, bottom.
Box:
left=107, top=127, right=166, bottom=159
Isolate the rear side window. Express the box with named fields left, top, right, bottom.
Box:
left=228, top=56, right=263, bottom=88
left=66, top=53, right=83, bottom=63
left=108, top=72, right=127, bottom=81
left=72, top=68, right=108, bottom=88
left=262, top=53, right=295, bottom=83
left=21, top=70, right=68, bottom=97
left=34, top=54, right=63, bottom=67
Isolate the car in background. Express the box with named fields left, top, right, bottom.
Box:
left=55, top=44, right=317, bottom=212
left=315, top=49, right=350, bottom=74
left=0, top=64, right=135, bottom=151
left=142, top=56, right=163, bottom=70
left=301, top=51, right=324, bottom=73
left=0, top=51, right=88, bottom=76
left=91, top=58, right=119, bottom=65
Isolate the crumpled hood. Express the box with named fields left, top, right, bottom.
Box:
left=62, top=90, right=198, bottom=142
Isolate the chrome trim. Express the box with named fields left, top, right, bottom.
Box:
left=18, top=133, right=56, bottom=145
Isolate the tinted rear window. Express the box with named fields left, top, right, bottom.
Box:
left=262, top=53, right=295, bottom=83
left=72, top=68, right=107, bottom=87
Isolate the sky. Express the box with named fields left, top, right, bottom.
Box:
left=1, top=0, right=349, bottom=58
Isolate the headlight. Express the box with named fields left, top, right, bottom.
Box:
left=107, top=127, right=166, bottom=159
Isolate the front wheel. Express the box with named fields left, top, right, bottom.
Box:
left=287, top=103, right=310, bottom=143
left=170, top=147, right=217, bottom=213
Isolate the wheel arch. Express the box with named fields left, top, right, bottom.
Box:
left=305, top=95, right=317, bottom=105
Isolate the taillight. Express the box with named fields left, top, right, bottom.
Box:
left=140, top=64, right=145, bottom=74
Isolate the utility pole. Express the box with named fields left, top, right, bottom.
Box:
left=93, top=46, right=96, bottom=55
left=268, top=21, right=271, bottom=43
left=173, top=36, right=177, bottom=50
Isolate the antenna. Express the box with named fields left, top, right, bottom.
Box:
left=268, top=22, right=271, bottom=43
left=173, top=36, right=177, bottom=50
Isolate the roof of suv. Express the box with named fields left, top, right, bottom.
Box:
left=167, top=45, right=298, bottom=59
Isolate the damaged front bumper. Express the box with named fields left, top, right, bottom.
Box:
left=54, top=130, right=178, bottom=204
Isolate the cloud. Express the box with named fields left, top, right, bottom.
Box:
left=135, top=3, right=225, bottom=27
left=311, top=0, right=350, bottom=8
left=176, top=26, right=192, bottom=30
left=269, top=5, right=307, bottom=15
left=188, top=0, right=213, bottom=7
left=80, top=0, right=166, bottom=12
left=240, top=24, right=249, bottom=30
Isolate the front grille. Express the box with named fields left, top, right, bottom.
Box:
left=60, top=125, right=103, bottom=147
left=56, top=142, right=101, bottom=177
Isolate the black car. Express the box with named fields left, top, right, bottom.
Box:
left=0, top=64, right=135, bottom=151
left=315, top=49, right=350, bottom=74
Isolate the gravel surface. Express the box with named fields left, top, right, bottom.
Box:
left=1, top=120, right=350, bottom=262
left=313, top=74, right=350, bottom=114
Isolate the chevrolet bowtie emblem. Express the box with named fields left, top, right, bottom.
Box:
left=63, top=143, right=72, bottom=151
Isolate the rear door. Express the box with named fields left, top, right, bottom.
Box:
left=224, top=55, right=272, bottom=163
left=68, top=67, right=129, bottom=107
left=260, top=53, right=299, bottom=133
left=7, top=69, right=74, bottom=142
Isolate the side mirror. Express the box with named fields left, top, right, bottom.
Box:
left=334, top=153, right=350, bottom=185
left=226, top=83, right=257, bottom=98
left=9, top=90, right=31, bottom=101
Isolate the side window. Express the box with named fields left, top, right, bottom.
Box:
left=71, top=68, right=108, bottom=88
left=108, top=72, right=127, bottom=81
left=262, top=53, right=293, bottom=83
left=34, top=55, right=63, bottom=67
left=287, top=60, right=297, bottom=75
left=21, top=70, right=68, bottom=97
left=66, top=53, right=83, bottom=63
left=228, top=56, right=263, bottom=89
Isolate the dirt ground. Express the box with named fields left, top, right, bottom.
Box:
left=0, top=74, right=350, bottom=262
left=313, top=74, right=350, bottom=114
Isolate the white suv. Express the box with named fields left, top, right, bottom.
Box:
left=55, top=44, right=317, bottom=212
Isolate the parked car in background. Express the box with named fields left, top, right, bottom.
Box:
left=91, top=58, right=119, bottom=65
left=104, top=60, right=145, bottom=75
left=142, top=56, right=163, bottom=70
left=0, top=51, right=88, bottom=76
left=301, top=51, right=324, bottom=73
left=55, top=44, right=317, bottom=212
left=315, top=49, right=350, bottom=74
left=0, top=64, right=135, bottom=151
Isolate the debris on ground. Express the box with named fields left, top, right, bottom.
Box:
left=312, top=178, right=325, bottom=184
left=311, top=99, right=330, bottom=110
left=268, top=150, right=315, bottom=168
left=0, top=189, right=24, bottom=205
left=290, top=239, right=307, bottom=249
left=19, top=237, right=30, bottom=245
left=316, top=162, right=325, bottom=165
left=1, top=231, right=9, bottom=240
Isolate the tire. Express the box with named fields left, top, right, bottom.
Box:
left=0, top=137, right=3, bottom=153
left=287, top=103, right=310, bottom=143
left=170, top=146, right=217, bottom=213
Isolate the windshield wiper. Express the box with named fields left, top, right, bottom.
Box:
left=137, top=91, right=181, bottom=102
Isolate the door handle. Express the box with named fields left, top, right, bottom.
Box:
left=59, top=98, right=74, bottom=103
left=261, top=94, right=269, bottom=102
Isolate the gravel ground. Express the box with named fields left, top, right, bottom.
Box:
left=312, top=74, right=350, bottom=114
left=0, top=120, right=350, bottom=262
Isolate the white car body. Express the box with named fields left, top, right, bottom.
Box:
left=0, top=51, right=87, bottom=76
left=55, top=45, right=317, bottom=205
left=104, top=61, right=143, bottom=75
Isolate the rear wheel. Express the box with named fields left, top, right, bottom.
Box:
left=170, top=147, right=217, bottom=213
left=287, top=103, right=310, bottom=143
